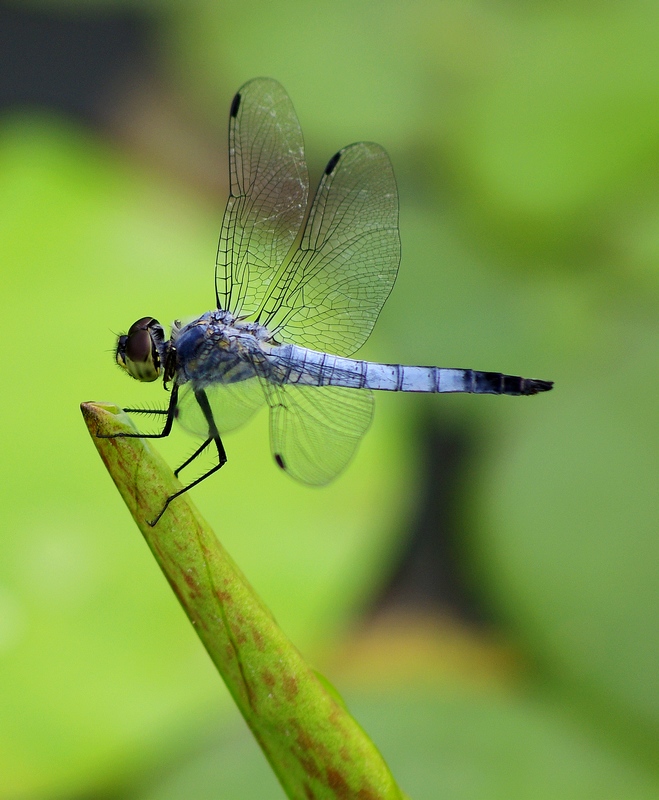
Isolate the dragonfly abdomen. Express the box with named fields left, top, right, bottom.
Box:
left=361, top=363, right=552, bottom=396
left=275, top=346, right=552, bottom=396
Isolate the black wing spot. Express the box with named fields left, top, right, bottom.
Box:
left=274, top=453, right=286, bottom=470
left=325, top=151, right=341, bottom=175
left=230, top=92, right=241, bottom=118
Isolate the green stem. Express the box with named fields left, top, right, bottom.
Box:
left=81, top=401, right=407, bottom=800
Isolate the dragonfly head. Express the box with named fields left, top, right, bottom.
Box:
left=116, top=317, right=169, bottom=382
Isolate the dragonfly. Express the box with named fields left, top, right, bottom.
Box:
left=107, top=78, right=553, bottom=525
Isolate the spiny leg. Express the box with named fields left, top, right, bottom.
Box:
left=97, top=385, right=180, bottom=440
left=122, top=407, right=169, bottom=416
left=150, top=388, right=227, bottom=526
left=174, top=438, right=213, bottom=478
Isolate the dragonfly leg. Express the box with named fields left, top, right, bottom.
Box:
left=174, top=438, right=212, bottom=478
left=149, top=388, right=227, bottom=526
left=122, top=407, right=169, bottom=415
left=97, top=385, right=180, bottom=440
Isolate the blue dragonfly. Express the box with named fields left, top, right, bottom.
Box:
left=108, top=78, right=552, bottom=524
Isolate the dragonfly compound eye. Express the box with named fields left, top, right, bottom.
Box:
left=116, top=317, right=165, bottom=382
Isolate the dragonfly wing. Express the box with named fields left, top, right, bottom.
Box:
left=176, top=379, right=266, bottom=437
left=264, top=383, right=374, bottom=485
left=216, top=78, right=309, bottom=317
left=259, top=142, right=400, bottom=356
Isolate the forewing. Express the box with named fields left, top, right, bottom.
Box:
left=175, top=379, right=266, bottom=437
left=216, top=78, right=309, bottom=316
left=259, top=142, right=400, bottom=356
left=265, top=383, right=374, bottom=485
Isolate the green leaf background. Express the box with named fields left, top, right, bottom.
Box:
left=1, top=1, right=657, bottom=797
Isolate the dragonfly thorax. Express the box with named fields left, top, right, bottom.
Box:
left=173, top=310, right=273, bottom=388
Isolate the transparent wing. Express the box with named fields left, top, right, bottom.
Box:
left=216, top=78, right=309, bottom=316
left=175, top=379, right=266, bottom=437
left=258, top=142, right=400, bottom=357
left=264, top=383, right=374, bottom=485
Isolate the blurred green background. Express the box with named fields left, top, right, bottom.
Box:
left=1, top=1, right=658, bottom=798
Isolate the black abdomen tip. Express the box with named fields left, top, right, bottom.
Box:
left=523, top=379, right=554, bottom=395
left=274, top=453, right=285, bottom=469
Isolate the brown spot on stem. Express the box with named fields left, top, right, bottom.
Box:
left=282, top=673, right=299, bottom=701
left=298, top=753, right=321, bottom=780
left=357, top=788, right=380, bottom=800
left=304, top=784, right=317, bottom=800
left=328, top=703, right=350, bottom=737
left=261, top=670, right=275, bottom=689
left=326, top=768, right=351, bottom=799
left=290, top=719, right=331, bottom=762
left=180, top=568, right=203, bottom=601
left=294, top=724, right=315, bottom=752
left=252, top=626, right=265, bottom=651
left=230, top=623, right=247, bottom=645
